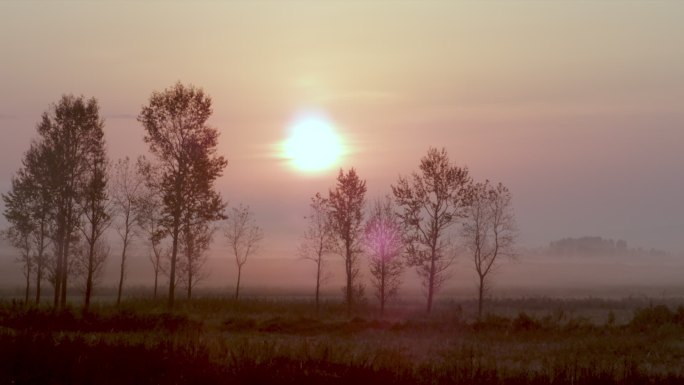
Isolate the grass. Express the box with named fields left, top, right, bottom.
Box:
left=1, top=297, right=684, bottom=384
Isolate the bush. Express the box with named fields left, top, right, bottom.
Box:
left=630, top=305, right=676, bottom=330
left=511, top=312, right=542, bottom=332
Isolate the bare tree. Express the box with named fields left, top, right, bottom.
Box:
left=328, top=168, right=367, bottom=315
left=135, top=159, right=167, bottom=299
left=392, top=147, right=472, bottom=313
left=76, top=126, right=111, bottom=313
left=461, top=181, right=517, bottom=319
left=73, top=238, right=109, bottom=302
left=299, top=192, right=335, bottom=313
left=224, top=204, right=263, bottom=300
left=364, top=197, right=404, bottom=318
left=2, top=174, right=35, bottom=305
left=138, top=82, right=227, bottom=309
left=178, top=221, right=213, bottom=299
left=111, top=157, right=144, bottom=306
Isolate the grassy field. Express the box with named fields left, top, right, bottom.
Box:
left=2, top=297, right=684, bottom=384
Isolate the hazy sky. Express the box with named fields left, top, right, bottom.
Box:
left=1, top=1, right=683, bottom=268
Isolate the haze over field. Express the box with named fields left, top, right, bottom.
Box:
left=1, top=2, right=683, bottom=294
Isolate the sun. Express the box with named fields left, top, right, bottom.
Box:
left=283, top=114, right=344, bottom=173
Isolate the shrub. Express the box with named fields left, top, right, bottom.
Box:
left=630, top=305, right=675, bottom=330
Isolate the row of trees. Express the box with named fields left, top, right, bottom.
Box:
left=301, top=148, right=516, bottom=318
left=2, top=83, right=263, bottom=311
left=3, top=82, right=516, bottom=317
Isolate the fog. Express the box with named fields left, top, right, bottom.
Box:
left=1, top=2, right=683, bottom=299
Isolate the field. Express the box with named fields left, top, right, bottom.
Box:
left=2, top=296, right=684, bottom=384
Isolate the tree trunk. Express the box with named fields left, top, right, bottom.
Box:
left=84, top=269, right=93, bottom=313
left=168, top=227, right=179, bottom=310
left=54, top=237, right=63, bottom=308
left=60, top=239, right=70, bottom=309
left=477, top=275, right=485, bottom=320
left=315, top=260, right=321, bottom=314
left=35, top=267, right=42, bottom=305
left=426, top=258, right=436, bottom=314
left=235, top=265, right=242, bottom=300
left=187, top=264, right=193, bottom=299
left=153, top=270, right=158, bottom=299
left=116, top=242, right=127, bottom=306
left=380, top=262, right=386, bottom=318
left=24, top=265, right=30, bottom=306
left=345, top=247, right=353, bottom=316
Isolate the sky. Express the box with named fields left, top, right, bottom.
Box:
left=1, top=2, right=683, bottom=291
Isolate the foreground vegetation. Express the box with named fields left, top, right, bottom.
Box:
left=2, top=297, right=684, bottom=384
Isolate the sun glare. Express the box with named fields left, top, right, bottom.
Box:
left=283, top=114, right=344, bottom=173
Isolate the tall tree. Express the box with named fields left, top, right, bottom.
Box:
left=135, top=158, right=167, bottom=299
left=76, top=118, right=111, bottom=312
left=2, top=174, right=35, bottom=305
left=461, top=181, right=517, bottom=319
left=224, top=204, right=263, bottom=300
left=328, top=168, right=367, bottom=315
left=178, top=221, right=213, bottom=299
left=138, top=82, right=227, bottom=309
left=73, top=238, right=109, bottom=305
left=364, top=197, right=404, bottom=318
left=111, top=157, right=144, bottom=306
left=392, top=147, right=472, bottom=313
left=36, top=95, right=105, bottom=309
left=21, top=144, right=52, bottom=304
left=299, top=192, right=335, bottom=313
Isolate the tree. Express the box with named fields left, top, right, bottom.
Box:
left=461, top=181, right=517, bottom=319
left=299, top=192, right=335, bottom=313
left=364, top=197, right=404, bottom=318
left=2, top=174, right=35, bottom=305
left=178, top=221, right=213, bottom=299
left=76, top=120, right=111, bottom=312
left=73, top=238, right=109, bottom=304
left=32, top=95, right=105, bottom=309
left=135, top=164, right=168, bottom=299
left=392, top=147, right=472, bottom=313
left=111, top=157, right=144, bottom=306
left=19, top=144, right=52, bottom=305
left=138, top=82, right=227, bottom=309
left=224, top=204, right=263, bottom=300
left=328, top=168, right=367, bottom=315
left=135, top=158, right=168, bottom=299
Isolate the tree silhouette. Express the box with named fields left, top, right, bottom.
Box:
left=76, top=112, right=110, bottom=312
left=138, top=82, right=227, bottom=309
left=2, top=173, right=35, bottom=305
left=328, top=168, right=367, bottom=315
left=73, top=238, right=109, bottom=306
left=224, top=204, right=263, bottom=300
left=461, top=181, right=517, bottom=319
left=111, top=157, right=145, bottom=306
left=135, top=159, right=167, bottom=299
left=299, top=192, right=335, bottom=313
left=364, top=197, right=404, bottom=317
left=35, top=95, right=105, bottom=309
left=392, top=147, right=472, bottom=313
left=179, top=221, right=213, bottom=299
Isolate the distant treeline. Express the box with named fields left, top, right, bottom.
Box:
left=547, top=236, right=669, bottom=257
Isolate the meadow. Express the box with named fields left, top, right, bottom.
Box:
left=1, top=295, right=684, bottom=384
